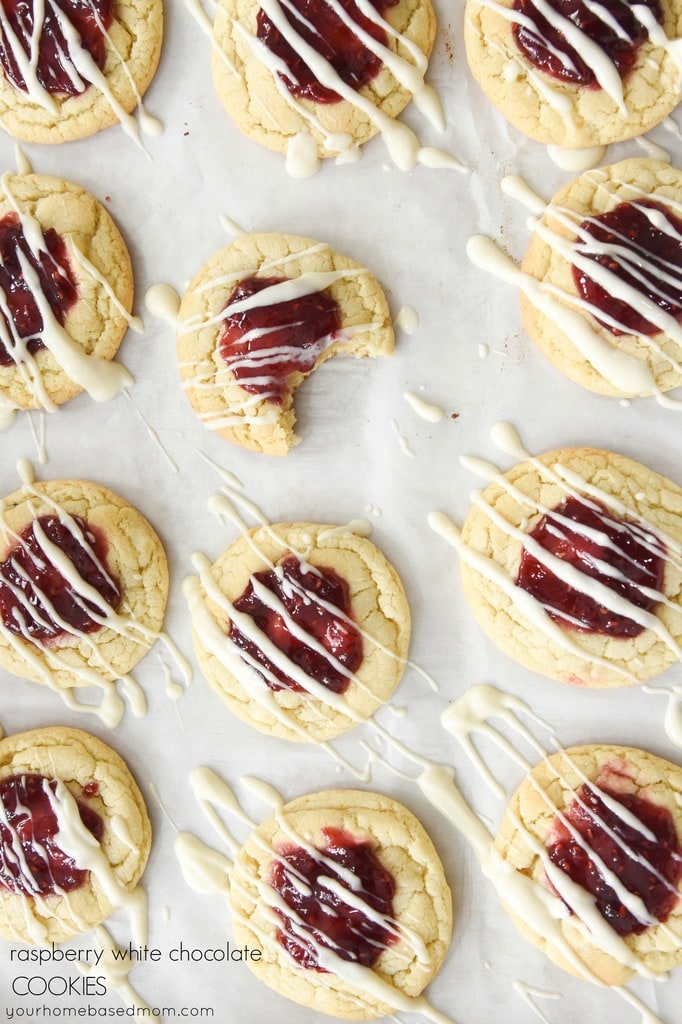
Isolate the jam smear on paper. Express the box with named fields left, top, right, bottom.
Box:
left=256, top=0, right=398, bottom=104
left=573, top=200, right=682, bottom=336
left=516, top=496, right=664, bottom=636
left=0, top=772, right=104, bottom=895
left=547, top=782, right=682, bottom=935
left=512, top=0, right=661, bottom=87
left=219, top=275, right=341, bottom=402
left=271, top=825, right=397, bottom=969
left=0, top=514, right=121, bottom=643
left=0, top=213, right=78, bottom=367
left=230, top=553, right=362, bottom=693
left=0, top=0, right=113, bottom=96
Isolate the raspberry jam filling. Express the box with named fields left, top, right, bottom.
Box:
left=0, top=773, right=104, bottom=895
left=547, top=782, right=682, bottom=935
left=0, top=0, right=113, bottom=96
left=512, top=0, right=661, bottom=87
left=573, top=200, right=682, bottom=336
left=256, top=0, right=398, bottom=103
left=229, top=553, right=362, bottom=693
left=0, top=212, right=78, bottom=368
left=516, top=496, right=664, bottom=636
left=0, top=514, right=121, bottom=643
left=270, top=826, right=397, bottom=970
left=219, top=275, right=341, bottom=403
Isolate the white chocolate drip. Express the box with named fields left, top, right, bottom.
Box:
left=0, top=0, right=159, bottom=146
left=470, top=169, right=682, bottom=404
left=403, top=390, right=444, bottom=422
left=0, top=467, right=191, bottom=726
left=0, top=173, right=133, bottom=415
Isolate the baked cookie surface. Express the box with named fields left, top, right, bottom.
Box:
left=0, top=172, right=134, bottom=414
left=521, top=158, right=682, bottom=398
left=211, top=0, right=436, bottom=162
left=186, top=523, right=411, bottom=741
left=0, top=726, right=151, bottom=944
left=464, top=0, right=682, bottom=147
left=459, top=446, right=682, bottom=687
left=229, top=788, right=452, bottom=1019
left=177, top=232, right=394, bottom=455
left=0, top=475, right=169, bottom=704
left=0, top=0, right=162, bottom=142
left=495, top=744, right=682, bottom=985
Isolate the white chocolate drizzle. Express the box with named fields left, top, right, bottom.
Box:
left=176, top=242, right=388, bottom=431
left=470, top=169, right=682, bottom=405
left=429, top=422, right=682, bottom=739
left=178, top=768, right=454, bottom=1024
left=0, top=173, right=134, bottom=417
left=0, top=0, right=160, bottom=147
left=0, top=464, right=191, bottom=726
left=403, top=390, right=444, bottom=423
left=184, top=0, right=464, bottom=175
left=183, top=466, right=437, bottom=760
left=472, top=0, right=682, bottom=143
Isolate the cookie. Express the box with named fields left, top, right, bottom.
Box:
left=210, top=0, right=436, bottom=166
left=464, top=0, right=682, bottom=147
left=495, top=744, right=682, bottom=985
left=176, top=232, right=394, bottom=455
left=0, top=726, right=151, bottom=944
left=0, top=474, right=169, bottom=717
left=0, top=172, right=135, bottom=417
left=185, top=522, right=411, bottom=742
left=458, top=446, right=682, bottom=687
left=0, top=0, right=162, bottom=143
left=520, top=159, right=682, bottom=399
left=229, top=788, right=452, bottom=1020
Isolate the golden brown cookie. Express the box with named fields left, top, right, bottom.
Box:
left=464, top=0, right=682, bottom=147
left=0, top=0, right=162, bottom=143
left=211, top=0, right=437, bottom=166
left=520, top=158, right=682, bottom=398
left=229, top=788, right=453, bottom=1019
left=0, top=172, right=135, bottom=417
left=0, top=474, right=169, bottom=716
left=176, top=232, right=394, bottom=455
left=495, top=744, right=682, bottom=985
left=458, top=446, right=682, bottom=687
left=185, top=523, right=411, bottom=741
left=0, top=726, right=151, bottom=944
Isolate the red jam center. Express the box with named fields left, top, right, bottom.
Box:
left=0, top=514, right=121, bottom=643
left=0, top=0, right=113, bottom=96
left=0, top=212, right=78, bottom=368
left=270, top=826, right=397, bottom=970
left=516, top=496, right=664, bottom=637
left=219, top=275, right=341, bottom=404
left=230, top=553, right=362, bottom=693
left=573, top=200, right=682, bottom=336
left=547, top=782, right=682, bottom=935
left=0, top=773, right=104, bottom=895
left=512, top=0, right=661, bottom=87
left=256, top=0, right=398, bottom=103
